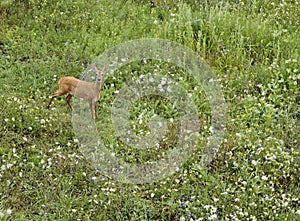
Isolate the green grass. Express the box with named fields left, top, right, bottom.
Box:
left=0, top=0, right=299, bottom=220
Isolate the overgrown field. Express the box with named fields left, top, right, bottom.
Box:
left=0, top=0, right=299, bottom=220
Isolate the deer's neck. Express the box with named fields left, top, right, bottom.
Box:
left=94, top=78, right=102, bottom=92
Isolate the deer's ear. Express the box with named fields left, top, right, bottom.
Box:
left=91, top=65, right=99, bottom=73
left=101, top=66, right=107, bottom=73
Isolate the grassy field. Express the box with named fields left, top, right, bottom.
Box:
left=0, top=0, right=299, bottom=220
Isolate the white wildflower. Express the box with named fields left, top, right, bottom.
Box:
left=6, top=209, right=12, bottom=215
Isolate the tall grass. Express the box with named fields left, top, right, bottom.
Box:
left=0, top=0, right=299, bottom=220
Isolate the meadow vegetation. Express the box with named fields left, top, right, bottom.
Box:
left=0, top=0, right=299, bottom=220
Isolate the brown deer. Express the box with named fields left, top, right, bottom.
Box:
left=46, top=65, right=107, bottom=119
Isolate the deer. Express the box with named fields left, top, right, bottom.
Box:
left=46, top=65, right=107, bottom=119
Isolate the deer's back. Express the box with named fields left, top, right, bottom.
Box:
left=72, top=80, right=97, bottom=101
left=58, top=77, right=79, bottom=95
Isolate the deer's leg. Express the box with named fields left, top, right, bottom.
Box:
left=65, top=94, right=73, bottom=111
left=94, top=102, right=98, bottom=119
left=46, top=91, right=63, bottom=109
left=46, top=97, right=55, bottom=109
left=90, top=101, right=96, bottom=120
